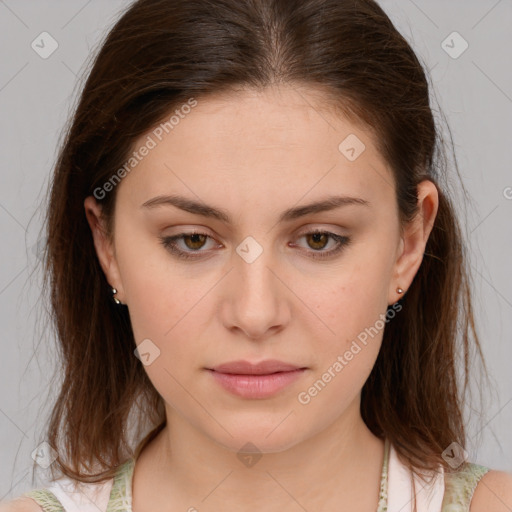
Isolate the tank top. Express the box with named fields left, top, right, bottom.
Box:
left=19, top=438, right=490, bottom=511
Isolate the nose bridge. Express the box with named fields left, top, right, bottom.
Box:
left=224, top=234, right=288, bottom=339
left=235, top=233, right=280, bottom=310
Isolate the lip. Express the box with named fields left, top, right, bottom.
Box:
left=207, top=360, right=308, bottom=399
left=210, top=359, right=305, bottom=375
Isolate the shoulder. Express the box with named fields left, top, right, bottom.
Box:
left=0, top=497, right=43, bottom=511
left=470, top=469, right=512, bottom=512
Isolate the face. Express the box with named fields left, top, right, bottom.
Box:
left=85, top=84, right=436, bottom=454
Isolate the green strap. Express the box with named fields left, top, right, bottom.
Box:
left=19, top=459, right=136, bottom=512
left=105, top=458, right=135, bottom=512
left=376, top=437, right=390, bottom=512
left=441, top=462, right=490, bottom=511
left=20, top=489, right=66, bottom=512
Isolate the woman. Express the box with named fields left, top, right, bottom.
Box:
left=3, top=0, right=512, bottom=510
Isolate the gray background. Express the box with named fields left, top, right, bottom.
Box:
left=1, top=0, right=511, bottom=501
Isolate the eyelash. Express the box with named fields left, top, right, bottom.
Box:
left=159, top=229, right=351, bottom=261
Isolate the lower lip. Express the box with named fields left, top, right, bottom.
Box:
left=208, top=369, right=306, bottom=399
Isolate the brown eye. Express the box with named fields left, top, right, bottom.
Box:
left=183, top=233, right=208, bottom=250
left=159, top=231, right=218, bottom=260
left=293, top=230, right=352, bottom=260
left=305, top=232, right=329, bottom=250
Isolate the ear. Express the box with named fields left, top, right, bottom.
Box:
left=389, top=180, right=439, bottom=305
left=84, top=196, right=125, bottom=302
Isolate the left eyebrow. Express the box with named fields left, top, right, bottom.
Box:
left=141, top=194, right=370, bottom=224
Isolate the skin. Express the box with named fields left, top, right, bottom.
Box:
left=83, top=83, right=439, bottom=511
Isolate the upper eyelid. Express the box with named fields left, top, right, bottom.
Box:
left=164, top=225, right=347, bottom=238
left=165, top=228, right=346, bottom=248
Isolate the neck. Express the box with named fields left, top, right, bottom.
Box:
left=133, top=396, right=385, bottom=511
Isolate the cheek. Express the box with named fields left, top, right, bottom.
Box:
left=115, top=229, right=216, bottom=376
left=307, top=285, right=385, bottom=375
left=296, top=337, right=381, bottom=426
left=123, top=264, right=206, bottom=401
left=298, top=256, right=392, bottom=340
left=114, top=223, right=187, bottom=331
left=295, top=273, right=388, bottom=412
left=125, top=272, right=202, bottom=349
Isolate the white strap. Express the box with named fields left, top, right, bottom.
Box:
left=45, top=477, right=113, bottom=512
left=387, top=442, right=445, bottom=512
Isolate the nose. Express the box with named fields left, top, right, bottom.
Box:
left=220, top=242, right=291, bottom=341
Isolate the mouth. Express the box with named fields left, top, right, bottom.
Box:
left=206, top=360, right=308, bottom=399
left=208, top=359, right=307, bottom=375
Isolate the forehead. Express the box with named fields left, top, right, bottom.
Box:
left=117, top=84, right=395, bottom=214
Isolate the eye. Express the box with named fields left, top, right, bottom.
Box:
left=159, top=231, right=220, bottom=260
left=159, top=229, right=351, bottom=261
left=292, top=229, right=351, bottom=260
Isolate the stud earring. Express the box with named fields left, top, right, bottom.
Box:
left=111, top=287, right=122, bottom=305
left=396, top=287, right=404, bottom=294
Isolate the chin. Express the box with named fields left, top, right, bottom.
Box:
left=206, top=421, right=307, bottom=456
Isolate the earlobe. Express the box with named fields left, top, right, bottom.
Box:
left=84, top=196, right=125, bottom=300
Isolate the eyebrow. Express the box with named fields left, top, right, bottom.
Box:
left=141, top=194, right=370, bottom=223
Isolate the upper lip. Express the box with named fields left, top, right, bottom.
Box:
left=209, top=359, right=306, bottom=375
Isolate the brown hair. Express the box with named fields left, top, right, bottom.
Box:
left=34, top=0, right=487, bottom=490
